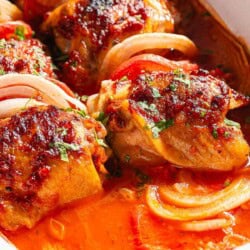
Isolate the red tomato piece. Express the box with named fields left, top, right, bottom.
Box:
left=0, top=21, right=33, bottom=40
left=111, top=54, right=198, bottom=81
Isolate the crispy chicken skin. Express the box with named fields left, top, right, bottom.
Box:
left=16, top=0, right=67, bottom=24
left=42, top=0, right=174, bottom=94
left=0, top=105, right=106, bottom=230
left=0, top=38, right=55, bottom=77
left=88, top=69, right=250, bottom=171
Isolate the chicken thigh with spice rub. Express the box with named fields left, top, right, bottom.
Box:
left=42, top=0, right=174, bottom=94
left=0, top=105, right=107, bottom=231
left=88, top=55, right=250, bottom=171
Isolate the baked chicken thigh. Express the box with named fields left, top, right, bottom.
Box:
left=42, top=0, right=174, bottom=94
left=87, top=54, right=250, bottom=171
left=0, top=105, right=106, bottom=230
left=0, top=21, right=55, bottom=78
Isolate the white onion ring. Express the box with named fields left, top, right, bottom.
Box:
left=99, top=33, right=198, bottom=80
left=146, top=178, right=250, bottom=221
left=0, top=74, right=86, bottom=113
left=177, top=218, right=231, bottom=232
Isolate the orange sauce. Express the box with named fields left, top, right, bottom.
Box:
left=4, top=171, right=250, bottom=248
left=4, top=109, right=250, bottom=249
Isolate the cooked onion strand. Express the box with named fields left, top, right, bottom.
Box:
left=100, top=33, right=198, bottom=80
left=146, top=177, right=250, bottom=221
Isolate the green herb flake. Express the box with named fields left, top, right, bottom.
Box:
left=135, top=168, right=150, bottom=186
left=212, top=128, right=218, bottom=139
left=65, top=108, right=86, bottom=118
left=71, top=61, right=78, bottom=67
left=22, top=97, right=33, bottom=110
left=97, top=111, right=109, bottom=125
left=50, top=142, right=80, bottom=162
left=224, top=118, right=241, bottom=129
left=32, top=70, right=40, bottom=76
left=169, top=83, right=177, bottom=92
left=124, top=154, right=131, bottom=163
left=151, top=87, right=161, bottom=98
left=15, top=26, right=25, bottom=40
left=173, top=68, right=182, bottom=75
left=141, top=74, right=154, bottom=86
left=151, top=119, right=174, bottom=138
left=223, top=131, right=230, bottom=139
left=224, top=179, right=231, bottom=187
left=97, top=138, right=108, bottom=148
left=200, top=109, right=207, bottom=118
left=137, top=101, right=159, bottom=115
left=0, top=39, right=6, bottom=49
left=173, top=69, right=191, bottom=88
left=56, top=127, right=68, bottom=137
left=0, top=68, right=5, bottom=75
left=94, top=130, right=108, bottom=148
left=134, top=14, right=142, bottom=21
left=119, top=76, right=128, bottom=82
left=80, top=95, right=88, bottom=102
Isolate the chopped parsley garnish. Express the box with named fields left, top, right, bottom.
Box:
left=32, top=70, right=40, bottom=76
left=134, top=168, right=150, bottom=186
left=224, top=179, right=231, bottom=187
left=200, top=109, right=207, bottom=118
left=119, top=76, right=128, bottom=82
left=0, top=68, right=5, bottom=75
left=124, top=154, right=131, bottom=163
left=139, top=74, right=153, bottom=85
left=71, top=60, right=78, bottom=67
left=65, top=108, right=86, bottom=118
left=137, top=101, right=159, bottom=115
left=56, top=127, right=68, bottom=137
left=134, top=14, right=142, bottom=21
left=94, top=130, right=108, bottom=148
left=15, top=26, right=25, bottom=40
left=212, top=128, right=218, bottom=139
left=173, top=68, right=191, bottom=88
left=0, top=39, right=6, bottom=49
left=80, top=95, right=88, bottom=102
left=97, top=111, right=109, bottom=125
left=151, top=87, right=161, bottom=98
left=224, top=118, right=240, bottom=128
left=97, top=138, right=108, bottom=148
left=150, top=119, right=174, bottom=138
left=22, top=97, right=33, bottom=109
left=223, top=131, right=230, bottom=139
left=50, top=142, right=80, bottom=162
left=169, top=83, right=177, bottom=92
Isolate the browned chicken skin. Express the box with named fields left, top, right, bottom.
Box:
left=42, top=0, right=174, bottom=94
left=88, top=69, right=250, bottom=171
left=0, top=38, right=55, bottom=77
left=0, top=105, right=106, bottom=230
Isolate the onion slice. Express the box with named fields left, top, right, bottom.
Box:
left=177, top=218, right=231, bottom=232
left=146, top=177, right=250, bottom=221
left=99, top=33, right=198, bottom=80
left=159, top=178, right=242, bottom=208
left=0, top=74, right=86, bottom=112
